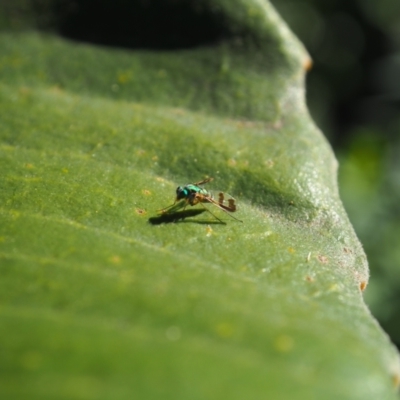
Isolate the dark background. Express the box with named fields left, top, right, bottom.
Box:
left=2, top=0, right=400, bottom=348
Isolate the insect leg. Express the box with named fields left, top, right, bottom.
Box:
left=157, top=202, right=176, bottom=214
left=157, top=199, right=186, bottom=214
left=198, top=201, right=225, bottom=223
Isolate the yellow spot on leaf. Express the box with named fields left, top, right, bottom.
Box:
left=303, top=57, right=313, bottom=71
left=393, top=373, right=400, bottom=389
left=274, top=335, right=294, bottom=353
left=360, top=281, right=367, bottom=291
left=10, top=210, right=20, bottom=219
left=21, top=351, right=42, bottom=371
left=264, top=159, right=275, bottom=168
left=328, top=283, right=339, bottom=292
left=317, top=255, right=329, bottom=264
left=215, top=322, right=234, bottom=338
left=117, top=71, right=132, bottom=84
left=109, top=255, right=121, bottom=264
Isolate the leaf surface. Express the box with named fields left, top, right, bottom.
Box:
left=0, top=1, right=399, bottom=399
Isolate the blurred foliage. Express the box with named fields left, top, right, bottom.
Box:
left=338, top=131, right=400, bottom=346
left=271, top=0, right=400, bottom=347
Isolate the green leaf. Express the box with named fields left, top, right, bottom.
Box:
left=0, top=1, right=399, bottom=399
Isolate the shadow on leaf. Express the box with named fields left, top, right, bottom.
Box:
left=148, top=209, right=226, bottom=225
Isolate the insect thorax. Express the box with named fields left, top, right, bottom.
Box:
left=176, top=184, right=209, bottom=200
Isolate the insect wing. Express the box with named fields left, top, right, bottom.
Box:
left=193, top=177, right=213, bottom=186
left=206, top=190, right=237, bottom=212
left=206, top=197, right=242, bottom=222
left=204, top=190, right=242, bottom=222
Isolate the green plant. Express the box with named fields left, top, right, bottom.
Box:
left=0, top=1, right=399, bottom=399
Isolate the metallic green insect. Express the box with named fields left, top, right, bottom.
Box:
left=158, top=178, right=242, bottom=223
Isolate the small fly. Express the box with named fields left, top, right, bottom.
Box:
left=158, top=177, right=242, bottom=223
